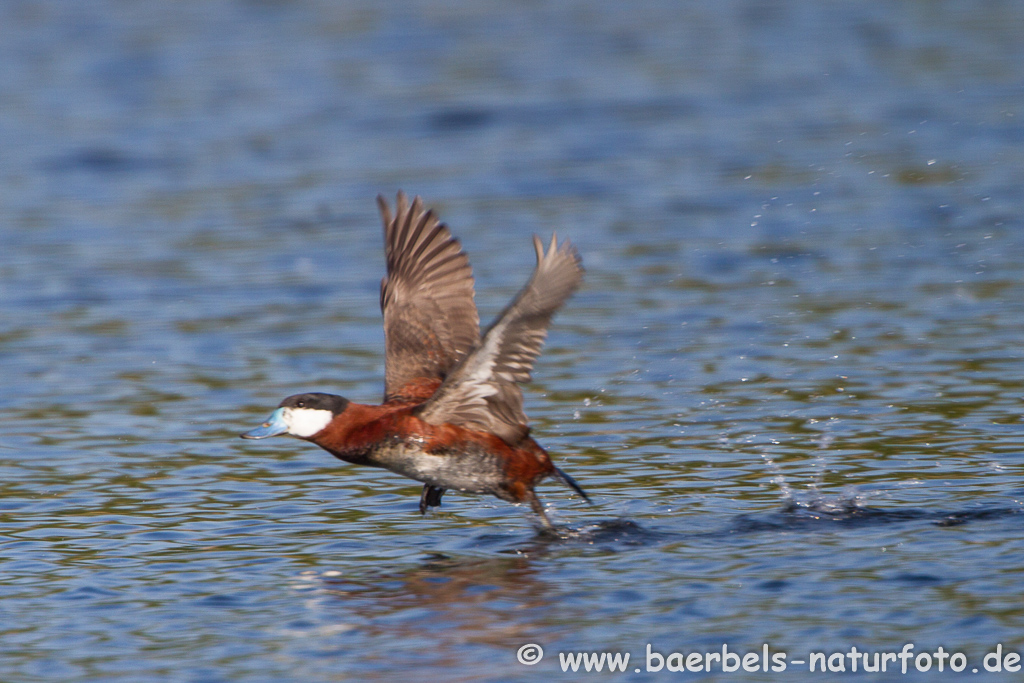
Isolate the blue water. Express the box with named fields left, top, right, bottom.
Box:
left=3, top=1, right=1024, bottom=680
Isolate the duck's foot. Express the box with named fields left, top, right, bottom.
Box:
left=419, top=485, right=446, bottom=515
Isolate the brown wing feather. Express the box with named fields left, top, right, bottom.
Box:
left=416, top=234, right=583, bottom=444
left=379, top=192, right=480, bottom=402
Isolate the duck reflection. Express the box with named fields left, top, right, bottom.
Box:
left=307, top=552, right=561, bottom=652
left=284, top=520, right=660, bottom=665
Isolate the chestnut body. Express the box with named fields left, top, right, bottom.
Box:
left=310, top=401, right=554, bottom=504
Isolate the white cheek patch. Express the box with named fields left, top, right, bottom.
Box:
left=282, top=408, right=333, bottom=437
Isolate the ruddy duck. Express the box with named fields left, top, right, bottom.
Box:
left=242, top=192, right=589, bottom=527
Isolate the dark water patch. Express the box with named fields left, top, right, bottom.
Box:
left=194, top=594, right=244, bottom=608
left=730, top=499, right=1024, bottom=534
left=427, top=108, right=495, bottom=132
left=494, top=501, right=1024, bottom=556
left=421, top=95, right=701, bottom=136
left=43, top=148, right=178, bottom=175
left=892, top=572, right=944, bottom=586
left=757, top=579, right=788, bottom=592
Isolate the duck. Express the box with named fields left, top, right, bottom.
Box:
left=241, top=192, right=590, bottom=527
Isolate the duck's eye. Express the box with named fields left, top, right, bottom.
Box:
left=296, top=401, right=305, bottom=408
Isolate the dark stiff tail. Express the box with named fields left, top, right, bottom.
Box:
left=553, top=466, right=593, bottom=505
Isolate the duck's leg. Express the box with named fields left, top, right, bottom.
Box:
left=419, top=485, right=446, bottom=514
left=526, top=492, right=554, bottom=529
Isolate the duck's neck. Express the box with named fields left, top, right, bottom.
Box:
left=306, top=402, right=414, bottom=465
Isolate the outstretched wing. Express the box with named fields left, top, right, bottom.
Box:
left=416, top=234, right=583, bottom=444
left=379, top=192, right=480, bottom=402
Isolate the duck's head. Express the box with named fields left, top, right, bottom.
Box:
left=240, top=393, right=350, bottom=439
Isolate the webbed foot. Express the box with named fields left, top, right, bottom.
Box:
left=419, top=485, right=446, bottom=515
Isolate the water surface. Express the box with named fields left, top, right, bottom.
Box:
left=2, top=1, right=1024, bottom=680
